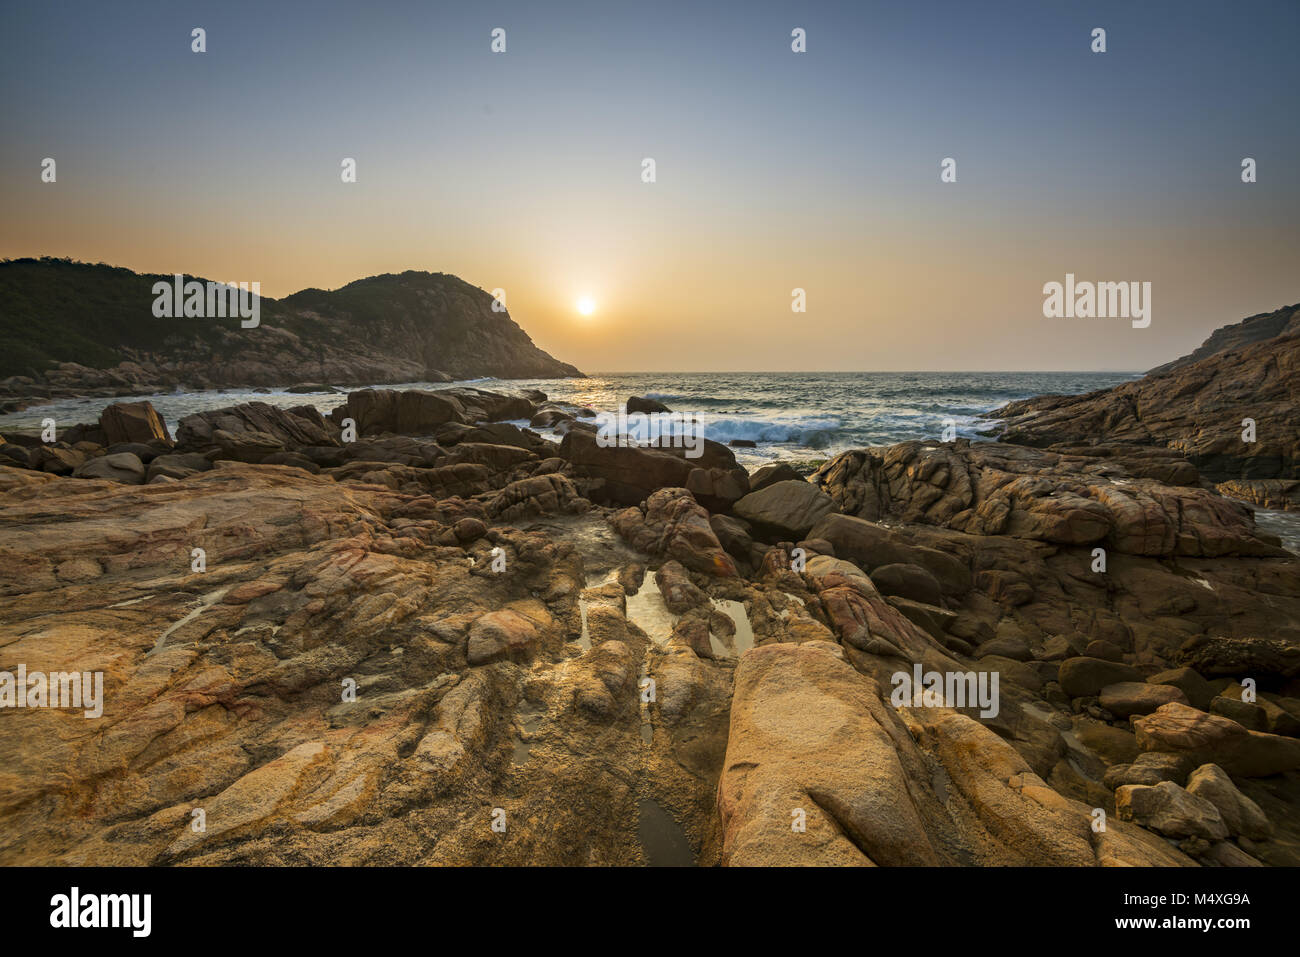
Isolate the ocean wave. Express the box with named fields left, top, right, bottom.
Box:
left=699, top=415, right=845, bottom=446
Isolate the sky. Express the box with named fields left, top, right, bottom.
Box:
left=2, top=0, right=1297, bottom=372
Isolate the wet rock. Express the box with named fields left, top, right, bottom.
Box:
left=627, top=395, right=671, bottom=415
left=530, top=407, right=574, bottom=428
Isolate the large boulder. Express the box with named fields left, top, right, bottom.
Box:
left=337, top=388, right=466, bottom=435
left=869, top=563, right=943, bottom=607
left=72, top=452, right=146, bottom=485
left=811, top=440, right=1282, bottom=557
left=560, top=428, right=748, bottom=512
left=99, top=401, right=172, bottom=445
left=610, top=488, right=738, bottom=578
left=1184, top=763, right=1272, bottom=839
left=732, top=480, right=836, bottom=540
left=484, top=474, right=587, bottom=521
left=1115, top=781, right=1228, bottom=840
left=748, top=462, right=804, bottom=493
left=807, top=513, right=971, bottom=596
left=718, top=641, right=941, bottom=866
left=626, top=395, right=671, bottom=414
left=34, top=445, right=87, bottom=475
left=1058, top=657, right=1143, bottom=698
left=1148, top=666, right=1218, bottom=711
left=1132, top=702, right=1300, bottom=777
left=1099, top=681, right=1189, bottom=718
left=146, top=452, right=215, bottom=482
left=176, top=402, right=340, bottom=460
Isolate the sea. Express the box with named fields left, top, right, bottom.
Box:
left=0, top=370, right=1137, bottom=467
left=3, top=369, right=1297, bottom=551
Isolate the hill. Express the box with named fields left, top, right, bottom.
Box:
left=0, top=257, right=581, bottom=397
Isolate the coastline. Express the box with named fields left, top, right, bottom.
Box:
left=1, top=360, right=1298, bottom=865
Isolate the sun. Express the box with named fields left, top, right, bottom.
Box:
left=576, top=296, right=596, bottom=316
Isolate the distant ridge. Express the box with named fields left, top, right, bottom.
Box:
left=1148, top=304, right=1300, bottom=374
left=0, top=257, right=582, bottom=398
left=985, top=302, right=1300, bottom=502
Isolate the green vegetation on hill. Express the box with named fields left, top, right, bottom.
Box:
left=0, top=258, right=581, bottom=384
left=0, top=257, right=246, bottom=378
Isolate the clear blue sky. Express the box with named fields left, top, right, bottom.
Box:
left=2, top=0, right=1297, bottom=370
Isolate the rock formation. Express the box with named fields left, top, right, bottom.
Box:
left=1, top=374, right=1298, bottom=867
left=984, top=302, right=1300, bottom=509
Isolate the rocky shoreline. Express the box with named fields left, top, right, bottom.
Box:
left=1, top=361, right=1297, bottom=867
left=983, top=301, right=1300, bottom=512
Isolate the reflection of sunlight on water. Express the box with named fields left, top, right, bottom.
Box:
left=625, top=577, right=674, bottom=645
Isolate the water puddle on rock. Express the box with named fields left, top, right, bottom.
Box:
left=710, top=598, right=754, bottom=656
left=512, top=701, right=545, bottom=765
left=625, top=577, right=675, bottom=645
left=637, top=799, right=696, bottom=867
left=931, top=765, right=952, bottom=804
